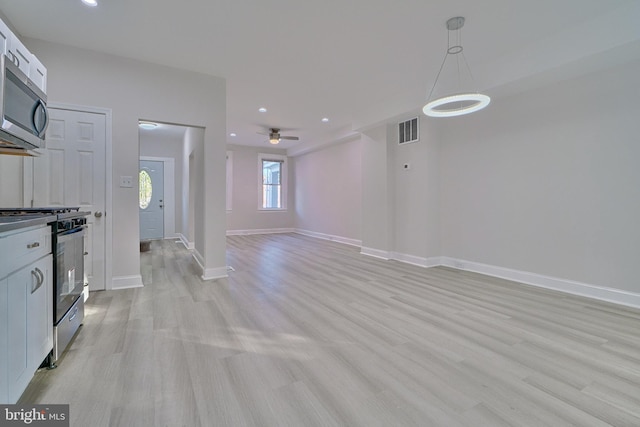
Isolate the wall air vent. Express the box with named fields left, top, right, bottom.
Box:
left=398, top=117, right=419, bottom=145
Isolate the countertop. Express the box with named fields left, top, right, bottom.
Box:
left=0, top=214, right=57, bottom=233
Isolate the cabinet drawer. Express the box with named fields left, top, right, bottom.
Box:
left=0, top=226, right=51, bottom=277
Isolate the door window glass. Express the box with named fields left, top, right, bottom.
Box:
left=139, top=170, right=152, bottom=209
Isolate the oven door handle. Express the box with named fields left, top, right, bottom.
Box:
left=57, top=226, right=86, bottom=242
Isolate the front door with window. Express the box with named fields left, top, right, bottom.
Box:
left=139, top=160, right=164, bottom=240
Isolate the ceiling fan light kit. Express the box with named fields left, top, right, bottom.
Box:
left=259, top=128, right=299, bottom=145
left=423, top=16, right=490, bottom=118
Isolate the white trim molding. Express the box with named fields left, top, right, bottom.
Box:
left=295, top=229, right=362, bottom=247
left=201, top=266, right=229, bottom=281
left=358, top=244, right=640, bottom=310
left=111, top=275, right=143, bottom=290
left=439, top=257, right=640, bottom=310
left=192, top=248, right=228, bottom=281
left=360, top=247, right=390, bottom=260
left=177, top=233, right=194, bottom=250
left=391, top=252, right=442, bottom=268
left=258, top=153, right=288, bottom=210
left=227, top=228, right=295, bottom=236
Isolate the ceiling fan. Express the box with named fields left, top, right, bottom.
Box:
left=257, top=128, right=299, bottom=145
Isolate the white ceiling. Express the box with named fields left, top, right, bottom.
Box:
left=0, top=0, right=638, bottom=154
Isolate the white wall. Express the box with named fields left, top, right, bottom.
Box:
left=390, top=118, right=441, bottom=259
left=359, top=119, right=441, bottom=263
left=439, top=59, right=640, bottom=294
left=184, top=127, right=206, bottom=261
left=361, top=126, right=392, bottom=255
left=0, top=156, right=23, bottom=207
left=293, top=137, right=362, bottom=242
left=226, top=145, right=294, bottom=232
left=25, top=38, right=227, bottom=283
left=181, top=131, right=200, bottom=248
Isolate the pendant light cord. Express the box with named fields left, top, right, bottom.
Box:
left=427, top=21, right=481, bottom=102
left=426, top=46, right=450, bottom=101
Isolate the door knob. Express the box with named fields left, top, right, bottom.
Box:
left=94, top=211, right=103, bottom=218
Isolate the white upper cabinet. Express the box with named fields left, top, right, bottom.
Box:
left=0, top=17, right=47, bottom=92
left=9, top=34, right=32, bottom=77
left=0, top=19, right=10, bottom=54
left=29, top=54, right=47, bottom=93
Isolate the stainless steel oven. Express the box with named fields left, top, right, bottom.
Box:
left=53, top=221, right=86, bottom=361
left=50, top=211, right=88, bottom=363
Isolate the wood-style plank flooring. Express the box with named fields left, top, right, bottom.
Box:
left=20, top=233, right=640, bottom=426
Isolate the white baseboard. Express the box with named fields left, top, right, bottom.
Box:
left=439, top=257, right=640, bottom=310
left=111, top=275, right=143, bottom=290
left=177, top=233, right=194, bottom=250
left=226, top=228, right=295, bottom=236
left=295, top=229, right=362, bottom=247
left=191, top=249, right=228, bottom=281
left=358, top=245, right=640, bottom=309
left=360, top=247, right=390, bottom=260
left=233, top=231, right=640, bottom=310
left=391, top=252, right=442, bottom=268
left=201, top=266, right=229, bottom=281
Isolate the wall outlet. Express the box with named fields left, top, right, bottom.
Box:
left=403, top=163, right=410, bottom=170
left=120, top=176, right=133, bottom=188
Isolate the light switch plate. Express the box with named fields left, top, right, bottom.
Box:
left=120, top=176, right=133, bottom=188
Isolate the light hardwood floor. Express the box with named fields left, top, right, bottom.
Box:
left=20, top=233, right=640, bottom=426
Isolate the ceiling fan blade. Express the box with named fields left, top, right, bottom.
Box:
left=280, top=136, right=299, bottom=140
left=257, top=131, right=269, bottom=136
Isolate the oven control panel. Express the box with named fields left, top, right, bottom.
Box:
left=57, top=217, right=87, bottom=232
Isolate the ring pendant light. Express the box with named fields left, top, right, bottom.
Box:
left=423, top=17, right=490, bottom=118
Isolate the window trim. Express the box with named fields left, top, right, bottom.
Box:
left=258, top=153, right=287, bottom=211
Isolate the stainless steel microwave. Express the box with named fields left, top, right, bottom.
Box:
left=0, top=54, right=48, bottom=155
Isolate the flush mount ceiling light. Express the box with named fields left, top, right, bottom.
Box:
left=423, top=17, right=490, bottom=118
left=81, top=0, right=98, bottom=6
left=258, top=107, right=267, bottom=113
left=138, top=121, right=158, bottom=130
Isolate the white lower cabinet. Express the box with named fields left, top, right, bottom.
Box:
left=0, top=225, right=53, bottom=404
left=5, top=254, right=52, bottom=404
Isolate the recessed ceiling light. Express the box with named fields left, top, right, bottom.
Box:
left=229, top=133, right=237, bottom=137
left=321, top=117, right=329, bottom=122
left=258, top=107, right=267, bottom=113
left=82, top=0, right=98, bottom=7
left=139, top=121, right=158, bottom=130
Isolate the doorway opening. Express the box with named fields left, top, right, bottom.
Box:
left=138, top=120, right=197, bottom=248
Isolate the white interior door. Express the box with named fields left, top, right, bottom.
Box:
left=32, top=108, right=107, bottom=291
left=139, top=160, right=164, bottom=240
